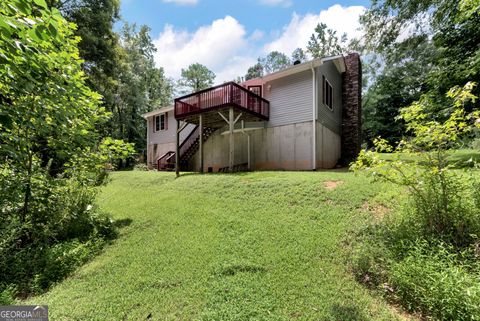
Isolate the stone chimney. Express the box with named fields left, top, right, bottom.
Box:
left=341, top=53, right=362, bottom=165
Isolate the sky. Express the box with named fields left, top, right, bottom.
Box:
left=119, top=0, right=370, bottom=84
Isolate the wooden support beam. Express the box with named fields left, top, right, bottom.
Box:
left=199, top=114, right=204, bottom=173
left=233, top=112, right=243, bottom=125
left=229, top=107, right=234, bottom=172
left=218, top=111, right=229, bottom=124
left=175, top=119, right=180, bottom=177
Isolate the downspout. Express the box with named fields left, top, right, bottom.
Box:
left=310, top=62, right=317, bottom=170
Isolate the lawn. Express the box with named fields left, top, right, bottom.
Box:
left=26, top=171, right=407, bottom=320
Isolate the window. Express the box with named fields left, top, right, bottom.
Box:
left=154, top=113, right=168, bottom=132
left=322, top=76, right=333, bottom=111
left=248, top=85, right=262, bottom=97
left=247, top=86, right=262, bottom=112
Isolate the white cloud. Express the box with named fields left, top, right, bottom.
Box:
left=152, top=5, right=366, bottom=85
left=249, top=29, right=265, bottom=41
left=264, top=4, right=366, bottom=55
left=259, top=0, right=292, bottom=7
left=162, top=0, right=198, bottom=6
left=153, top=16, right=257, bottom=83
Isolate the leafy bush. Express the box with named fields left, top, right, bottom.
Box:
left=351, top=82, right=480, bottom=320
left=133, top=163, right=149, bottom=171
left=472, top=138, right=480, bottom=150
left=0, top=0, right=133, bottom=301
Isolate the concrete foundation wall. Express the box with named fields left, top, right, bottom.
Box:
left=316, top=121, right=341, bottom=169
left=189, top=120, right=341, bottom=172
left=147, top=142, right=175, bottom=168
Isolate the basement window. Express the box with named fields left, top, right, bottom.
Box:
left=154, top=113, right=168, bottom=132
left=322, top=76, right=334, bottom=111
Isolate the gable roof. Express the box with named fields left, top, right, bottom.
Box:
left=242, top=54, right=346, bottom=86
left=141, top=105, right=174, bottom=119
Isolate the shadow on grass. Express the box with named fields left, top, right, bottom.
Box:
left=327, top=303, right=368, bottom=321
left=113, top=218, right=133, bottom=229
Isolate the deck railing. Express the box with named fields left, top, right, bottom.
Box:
left=174, top=82, right=269, bottom=120
left=157, top=151, right=175, bottom=170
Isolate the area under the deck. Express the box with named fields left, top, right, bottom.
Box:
left=177, top=105, right=267, bottom=129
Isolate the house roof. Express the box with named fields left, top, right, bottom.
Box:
left=142, top=54, right=349, bottom=118
left=141, top=105, right=174, bottom=119
left=242, top=54, right=346, bottom=86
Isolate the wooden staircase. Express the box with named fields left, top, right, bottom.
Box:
left=157, top=125, right=216, bottom=171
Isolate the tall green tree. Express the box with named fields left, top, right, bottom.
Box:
left=307, top=23, right=347, bottom=58
left=259, top=51, right=291, bottom=74
left=362, top=1, right=480, bottom=102
left=245, top=62, right=264, bottom=80
left=50, top=0, right=121, bottom=137
left=244, top=51, right=291, bottom=80
left=360, top=0, right=480, bottom=143
left=178, top=63, right=216, bottom=93
left=291, top=48, right=307, bottom=63
left=115, top=23, right=173, bottom=155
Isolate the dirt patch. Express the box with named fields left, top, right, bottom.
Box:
left=361, top=201, right=390, bottom=221
left=323, top=180, right=343, bottom=190
left=387, top=302, right=420, bottom=321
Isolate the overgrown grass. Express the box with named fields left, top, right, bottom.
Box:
left=377, top=149, right=480, bottom=168
left=349, top=160, right=480, bottom=320
left=24, top=171, right=407, bottom=320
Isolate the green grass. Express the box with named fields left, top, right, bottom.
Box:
left=25, top=171, right=406, bottom=320
left=377, top=149, right=480, bottom=167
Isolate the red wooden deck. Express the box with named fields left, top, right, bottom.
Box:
left=174, top=82, right=269, bottom=127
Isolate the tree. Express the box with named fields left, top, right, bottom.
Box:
left=307, top=23, right=347, bottom=58
left=178, top=63, right=216, bottom=93
left=50, top=0, right=121, bottom=138
left=114, top=23, right=173, bottom=157
left=245, top=62, right=264, bottom=80
left=259, top=51, right=291, bottom=74
left=291, top=48, right=307, bottom=63
left=244, top=51, right=291, bottom=80
left=362, top=35, right=438, bottom=145
left=0, top=0, right=133, bottom=299
left=361, top=0, right=480, bottom=109
left=359, top=0, right=480, bottom=144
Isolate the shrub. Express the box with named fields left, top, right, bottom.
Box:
left=472, top=138, right=480, bottom=150
left=133, top=163, right=149, bottom=171
left=351, top=82, right=480, bottom=319
left=0, top=0, right=134, bottom=301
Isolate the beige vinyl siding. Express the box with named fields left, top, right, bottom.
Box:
left=148, top=112, right=195, bottom=145
left=265, top=69, right=313, bottom=127
left=316, top=61, right=342, bottom=135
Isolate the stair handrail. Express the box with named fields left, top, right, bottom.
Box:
left=179, top=125, right=200, bottom=158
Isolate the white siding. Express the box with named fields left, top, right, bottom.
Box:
left=146, top=111, right=195, bottom=165
left=265, top=70, right=313, bottom=127
left=316, top=61, right=343, bottom=135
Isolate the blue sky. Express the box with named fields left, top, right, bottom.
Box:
left=119, top=0, right=370, bottom=82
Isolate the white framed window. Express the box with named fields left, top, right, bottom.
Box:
left=322, top=76, right=334, bottom=111
left=154, top=113, right=168, bottom=132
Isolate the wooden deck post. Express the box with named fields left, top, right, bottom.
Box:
left=199, top=114, right=204, bottom=173
left=229, top=107, right=234, bottom=172
left=175, top=119, right=180, bottom=177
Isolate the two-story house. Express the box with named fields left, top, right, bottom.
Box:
left=142, top=53, right=361, bottom=173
